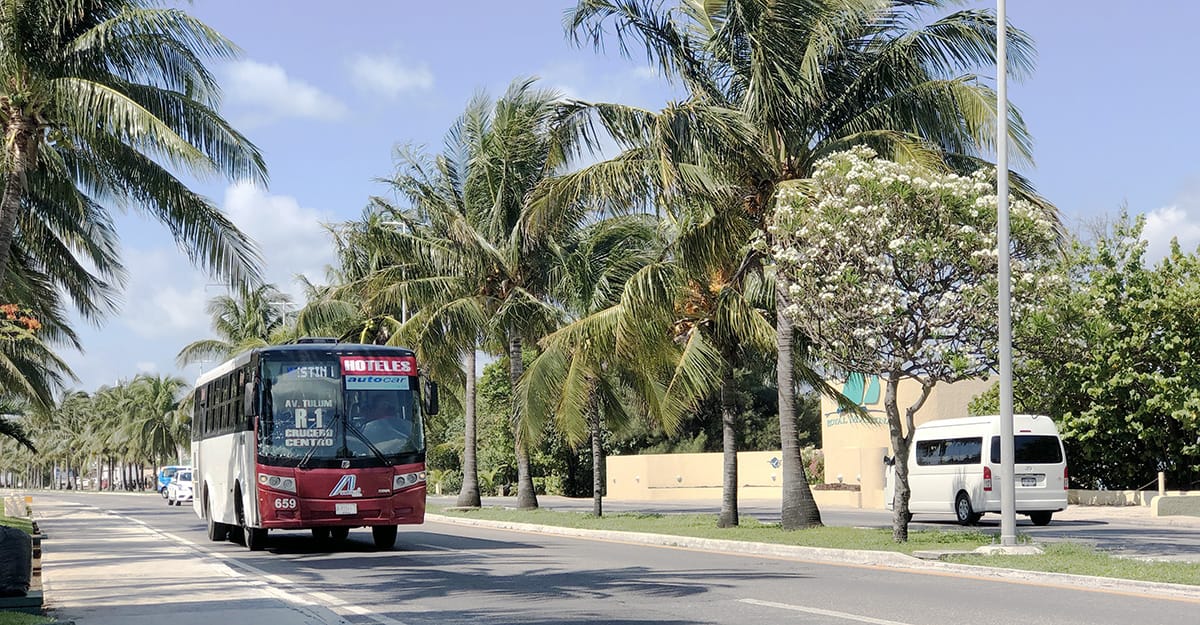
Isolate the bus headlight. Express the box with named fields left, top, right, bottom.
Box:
left=258, top=473, right=296, bottom=493
left=393, top=471, right=426, bottom=490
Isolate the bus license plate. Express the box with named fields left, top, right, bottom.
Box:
left=335, top=503, right=358, bottom=515
left=1020, top=477, right=1036, bottom=487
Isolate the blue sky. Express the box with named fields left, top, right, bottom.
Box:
left=63, top=1, right=1200, bottom=392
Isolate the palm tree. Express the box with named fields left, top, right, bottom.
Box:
left=357, top=79, right=594, bottom=510
left=176, top=284, right=294, bottom=367
left=556, top=0, right=1043, bottom=529
left=0, top=397, right=35, bottom=452
left=124, top=374, right=190, bottom=469
left=518, top=214, right=662, bottom=516
left=0, top=0, right=268, bottom=297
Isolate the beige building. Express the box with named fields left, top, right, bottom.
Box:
left=818, top=374, right=991, bottom=508
left=605, top=375, right=990, bottom=508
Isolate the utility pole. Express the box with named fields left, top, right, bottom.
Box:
left=996, top=0, right=1017, bottom=546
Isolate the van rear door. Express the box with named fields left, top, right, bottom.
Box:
left=988, top=435, right=1067, bottom=509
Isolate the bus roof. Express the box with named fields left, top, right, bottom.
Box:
left=194, top=343, right=416, bottom=387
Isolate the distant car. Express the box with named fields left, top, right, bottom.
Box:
left=166, top=470, right=194, bottom=507
left=157, top=465, right=187, bottom=498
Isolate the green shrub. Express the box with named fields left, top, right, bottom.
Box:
left=802, top=447, right=824, bottom=485
left=436, top=470, right=463, bottom=495
left=426, top=443, right=461, bottom=472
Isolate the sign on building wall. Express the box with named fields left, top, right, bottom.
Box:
left=825, top=372, right=885, bottom=427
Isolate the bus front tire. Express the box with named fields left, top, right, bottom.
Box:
left=245, top=527, right=268, bottom=551
left=331, top=527, right=350, bottom=542
left=1029, top=511, right=1053, bottom=526
left=372, top=525, right=397, bottom=550
left=311, top=528, right=330, bottom=541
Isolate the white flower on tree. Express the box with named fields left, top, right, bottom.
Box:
left=769, top=147, right=1058, bottom=542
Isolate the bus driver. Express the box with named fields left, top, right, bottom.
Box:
left=360, top=394, right=412, bottom=454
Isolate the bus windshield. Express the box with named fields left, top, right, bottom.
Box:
left=257, top=355, right=423, bottom=464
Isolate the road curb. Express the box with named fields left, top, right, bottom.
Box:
left=426, top=513, right=1200, bottom=602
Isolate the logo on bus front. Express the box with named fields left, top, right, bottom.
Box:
left=329, top=474, right=363, bottom=498
left=339, top=356, right=414, bottom=375
left=340, top=356, right=416, bottom=390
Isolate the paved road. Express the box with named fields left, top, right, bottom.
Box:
left=435, top=495, right=1200, bottom=562
left=29, top=492, right=1200, bottom=625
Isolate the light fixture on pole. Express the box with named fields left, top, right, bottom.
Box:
left=996, top=0, right=1017, bottom=547
left=380, top=220, right=410, bottom=323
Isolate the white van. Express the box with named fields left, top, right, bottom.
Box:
left=886, top=414, right=1068, bottom=526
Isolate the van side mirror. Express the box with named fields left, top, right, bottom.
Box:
left=424, top=381, right=439, bottom=415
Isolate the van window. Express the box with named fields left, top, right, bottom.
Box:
left=989, top=435, right=1063, bottom=464
left=915, top=437, right=982, bottom=466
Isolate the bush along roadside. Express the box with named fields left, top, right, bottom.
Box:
left=0, top=497, right=44, bottom=618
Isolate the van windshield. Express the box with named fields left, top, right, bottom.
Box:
left=990, top=435, right=1063, bottom=464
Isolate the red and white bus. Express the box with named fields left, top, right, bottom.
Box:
left=190, top=339, right=437, bottom=550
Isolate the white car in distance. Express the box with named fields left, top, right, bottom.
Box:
left=166, top=470, right=194, bottom=507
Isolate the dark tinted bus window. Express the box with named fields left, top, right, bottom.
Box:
left=990, top=435, right=1063, bottom=464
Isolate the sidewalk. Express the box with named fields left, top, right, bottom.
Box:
left=34, top=498, right=346, bottom=625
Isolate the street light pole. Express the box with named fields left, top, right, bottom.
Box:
left=996, top=0, right=1017, bottom=546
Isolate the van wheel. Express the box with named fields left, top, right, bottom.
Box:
left=1029, top=511, right=1053, bottom=526
left=954, top=492, right=977, bottom=526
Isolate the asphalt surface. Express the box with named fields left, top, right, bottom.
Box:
left=25, top=491, right=1200, bottom=625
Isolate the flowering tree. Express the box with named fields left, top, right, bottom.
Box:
left=770, top=148, right=1058, bottom=541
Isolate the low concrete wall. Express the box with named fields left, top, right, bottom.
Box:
left=606, top=451, right=865, bottom=506
left=1069, top=489, right=1195, bottom=506
left=1069, top=489, right=1151, bottom=506
left=812, top=490, right=861, bottom=508
left=1151, top=494, right=1200, bottom=517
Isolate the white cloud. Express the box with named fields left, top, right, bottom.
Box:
left=1142, top=203, right=1200, bottom=263
left=224, top=60, right=347, bottom=124
left=349, top=54, right=434, bottom=98
left=221, top=182, right=337, bottom=301
left=118, top=248, right=210, bottom=340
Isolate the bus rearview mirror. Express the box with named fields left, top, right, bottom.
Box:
left=243, top=382, right=256, bottom=417
left=424, top=381, right=439, bottom=415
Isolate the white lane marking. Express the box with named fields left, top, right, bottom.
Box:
left=415, top=543, right=455, bottom=551
left=739, top=598, right=917, bottom=625
left=96, top=506, right=409, bottom=625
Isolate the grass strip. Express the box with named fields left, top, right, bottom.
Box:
left=429, top=505, right=994, bottom=554
left=430, top=505, right=1200, bottom=586
left=0, top=612, right=51, bottom=625
left=945, top=542, right=1200, bottom=586
left=0, top=513, right=33, bottom=534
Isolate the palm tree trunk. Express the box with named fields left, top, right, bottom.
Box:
left=0, top=114, right=34, bottom=291
left=717, top=358, right=739, bottom=528
left=589, top=397, right=604, bottom=517
left=456, top=348, right=482, bottom=507
left=509, top=333, right=538, bottom=509
left=776, top=285, right=823, bottom=529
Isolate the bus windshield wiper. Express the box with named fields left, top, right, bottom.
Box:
left=343, top=420, right=389, bottom=465
left=297, top=444, right=320, bottom=469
